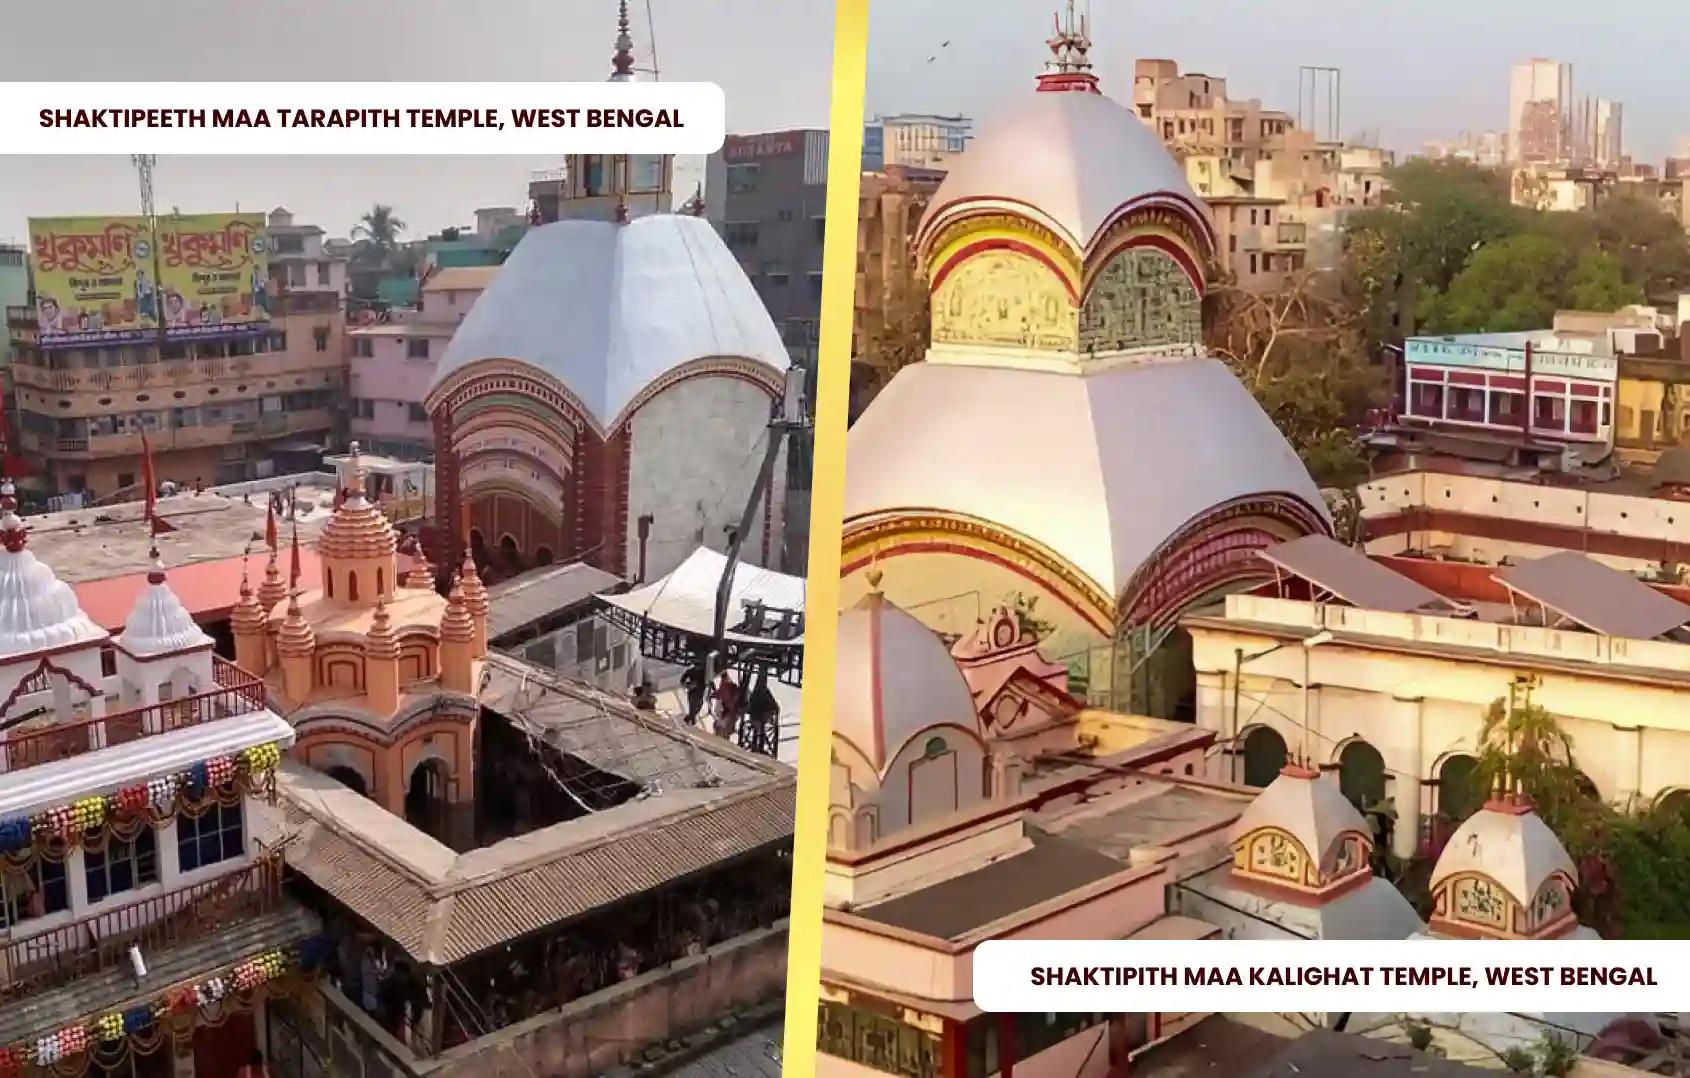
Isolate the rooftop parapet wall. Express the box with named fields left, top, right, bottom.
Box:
left=1219, top=591, right=1690, bottom=677
left=1360, top=472, right=1690, bottom=548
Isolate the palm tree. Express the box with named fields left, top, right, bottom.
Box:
left=352, top=204, right=406, bottom=267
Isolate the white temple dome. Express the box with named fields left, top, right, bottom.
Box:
left=1229, top=765, right=1371, bottom=867
left=117, top=558, right=213, bottom=657
left=0, top=501, right=106, bottom=660
left=917, top=90, right=1214, bottom=255
left=430, top=215, right=789, bottom=431
left=844, top=359, right=1329, bottom=601
left=1430, top=798, right=1578, bottom=906
left=834, top=588, right=983, bottom=773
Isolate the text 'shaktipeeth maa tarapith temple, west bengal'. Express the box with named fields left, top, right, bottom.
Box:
left=840, top=13, right=1329, bottom=712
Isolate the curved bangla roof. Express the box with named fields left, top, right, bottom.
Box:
left=843, top=358, right=1330, bottom=602
left=834, top=590, right=981, bottom=774
left=430, top=215, right=788, bottom=430
left=1431, top=800, right=1578, bottom=905
left=1228, top=767, right=1370, bottom=866
left=918, top=89, right=1214, bottom=254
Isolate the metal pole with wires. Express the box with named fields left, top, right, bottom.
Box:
left=708, top=366, right=809, bottom=755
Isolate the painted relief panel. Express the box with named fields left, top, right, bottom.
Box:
left=1451, top=876, right=1509, bottom=930
left=1241, top=829, right=1306, bottom=883
left=931, top=250, right=1078, bottom=352
left=1079, top=248, right=1202, bottom=356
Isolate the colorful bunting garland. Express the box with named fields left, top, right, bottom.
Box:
left=1, top=936, right=330, bottom=1069
left=0, top=741, right=283, bottom=857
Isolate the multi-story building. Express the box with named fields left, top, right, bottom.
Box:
left=1397, top=327, right=1621, bottom=449
left=9, top=211, right=346, bottom=500
left=1132, top=59, right=1294, bottom=170
left=0, top=479, right=319, bottom=1076
left=265, top=207, right=347, bottom=303
left=1184, top=534, right=1690, bottom=859
left=347, top=265, right=495, bottom=461
left=851, top=164, right=945, bottom=413
left=703, top=128, right=830, bottom=568
left=1133, top=59, right=1391, bottom=292
left=1580, top=97, right=1625, bottom=169
left=1508, top=58, right=1575, bottom=165
left=861, top=112, right=973, bottom=170
left=0, top=244, right=25, bottom=376
left=1512, top=163, right=1617, bottom=212
left=1421, top=131, right=1506, bottom=168
left=704, top=128, right=831, bottom=353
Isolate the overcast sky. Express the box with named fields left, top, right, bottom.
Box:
left=0, top=0, right=832, bottom=244
left=868, top=0, right=1690, bottom=165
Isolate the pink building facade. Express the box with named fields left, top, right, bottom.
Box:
left=348, top=267, right=495, bottom=461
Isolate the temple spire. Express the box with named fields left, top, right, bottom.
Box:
left=610, top=0, right=636, bottom=82
left=0, top=479, right=26, bottom=553
left=1036, top=0, right=1100, bottom=94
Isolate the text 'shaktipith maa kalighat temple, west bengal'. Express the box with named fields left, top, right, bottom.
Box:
left=819, top=11, right=1659, bottom=1078
left=0, top=10, right=797, bottom=1078
left=840, top=5, right=1329, bottom=719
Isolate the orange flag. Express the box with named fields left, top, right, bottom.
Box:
left=140, top=429, right=158, bottom=531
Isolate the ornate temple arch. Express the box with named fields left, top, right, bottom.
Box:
left=840, top=510, right=1114, bottom=637
left=1116, top=492, right=1332, bottom=631
left=427, top=358, right=593, bottom=577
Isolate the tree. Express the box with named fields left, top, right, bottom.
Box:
left=1209, top=273, right=1384, bottom=488
left=1587, top=193, right=1690, bottom=299
left=1347, top=159, right=1524, bottom=347
left=1470, top=688, right=1690, bottom=938
left=1419, top=234, right=1638, bottom=334
left=352, top=204, right=407, bottom=266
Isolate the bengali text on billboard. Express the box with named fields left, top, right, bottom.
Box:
left=28, top=216, right=157, bottom=346
left=156, top=213, right=271, bottom=338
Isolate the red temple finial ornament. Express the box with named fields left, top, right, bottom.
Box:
left=0, top=479, right=25, bottom=553
left=1037, top=0, right=1100, bottom=95
left=610, top=0, right=636, bottom=82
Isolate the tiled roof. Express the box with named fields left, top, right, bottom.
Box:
left=266, top=673, right=795, bottom=968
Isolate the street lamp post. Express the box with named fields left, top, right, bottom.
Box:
left=1230, top=628, right=1334, bottom=780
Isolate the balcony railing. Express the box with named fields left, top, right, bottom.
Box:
left=36, top=410, right=336, bottom=461
left=0, top=657, right=265, bottom=773
left=0, top=855, right=283, bottom=1000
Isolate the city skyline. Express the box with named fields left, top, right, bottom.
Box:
left=867, top=0, right=1687, bottom=165
left=0, top=0, right=829, bottom=242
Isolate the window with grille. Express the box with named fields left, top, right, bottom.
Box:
left=85, top=826, right=159, bottom=903
left=177, top=801, right=245, bottom=873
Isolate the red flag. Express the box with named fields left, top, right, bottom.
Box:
left=140, top=429, right=157, bottom=529
left=332, top=484, right=345, bottom=512
left=265, top=504, right=278, bottom=552
left=289, top=522, right=302, bottom=589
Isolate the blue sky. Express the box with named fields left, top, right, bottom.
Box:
left=868, top=0, right=1689, bottom=164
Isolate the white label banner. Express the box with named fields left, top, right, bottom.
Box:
left=0, top=82, right=724, bottom=154
left=974, top=939, right=1685, bottom=1013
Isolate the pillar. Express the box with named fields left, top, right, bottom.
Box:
left=1614, top=724, right=1643, bottom=811
left=366, top=601, right=401, bottom=717
left=1391, top=694, right=1424, bottom=862
left=1193, top=669, right=1228, bottom=780
left=276, top=598, right=316, bottom=704
left=439, top=585, right=475, bottom=694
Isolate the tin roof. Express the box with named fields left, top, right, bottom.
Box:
left=1494, top=551, right=1690, bottom=639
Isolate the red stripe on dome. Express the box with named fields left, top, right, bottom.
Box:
left=841, top=543, right=1112, bottom=635
left=928, top=238, right=1079, bottom=302
left=1087, top=233, right=1207, bottom=299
